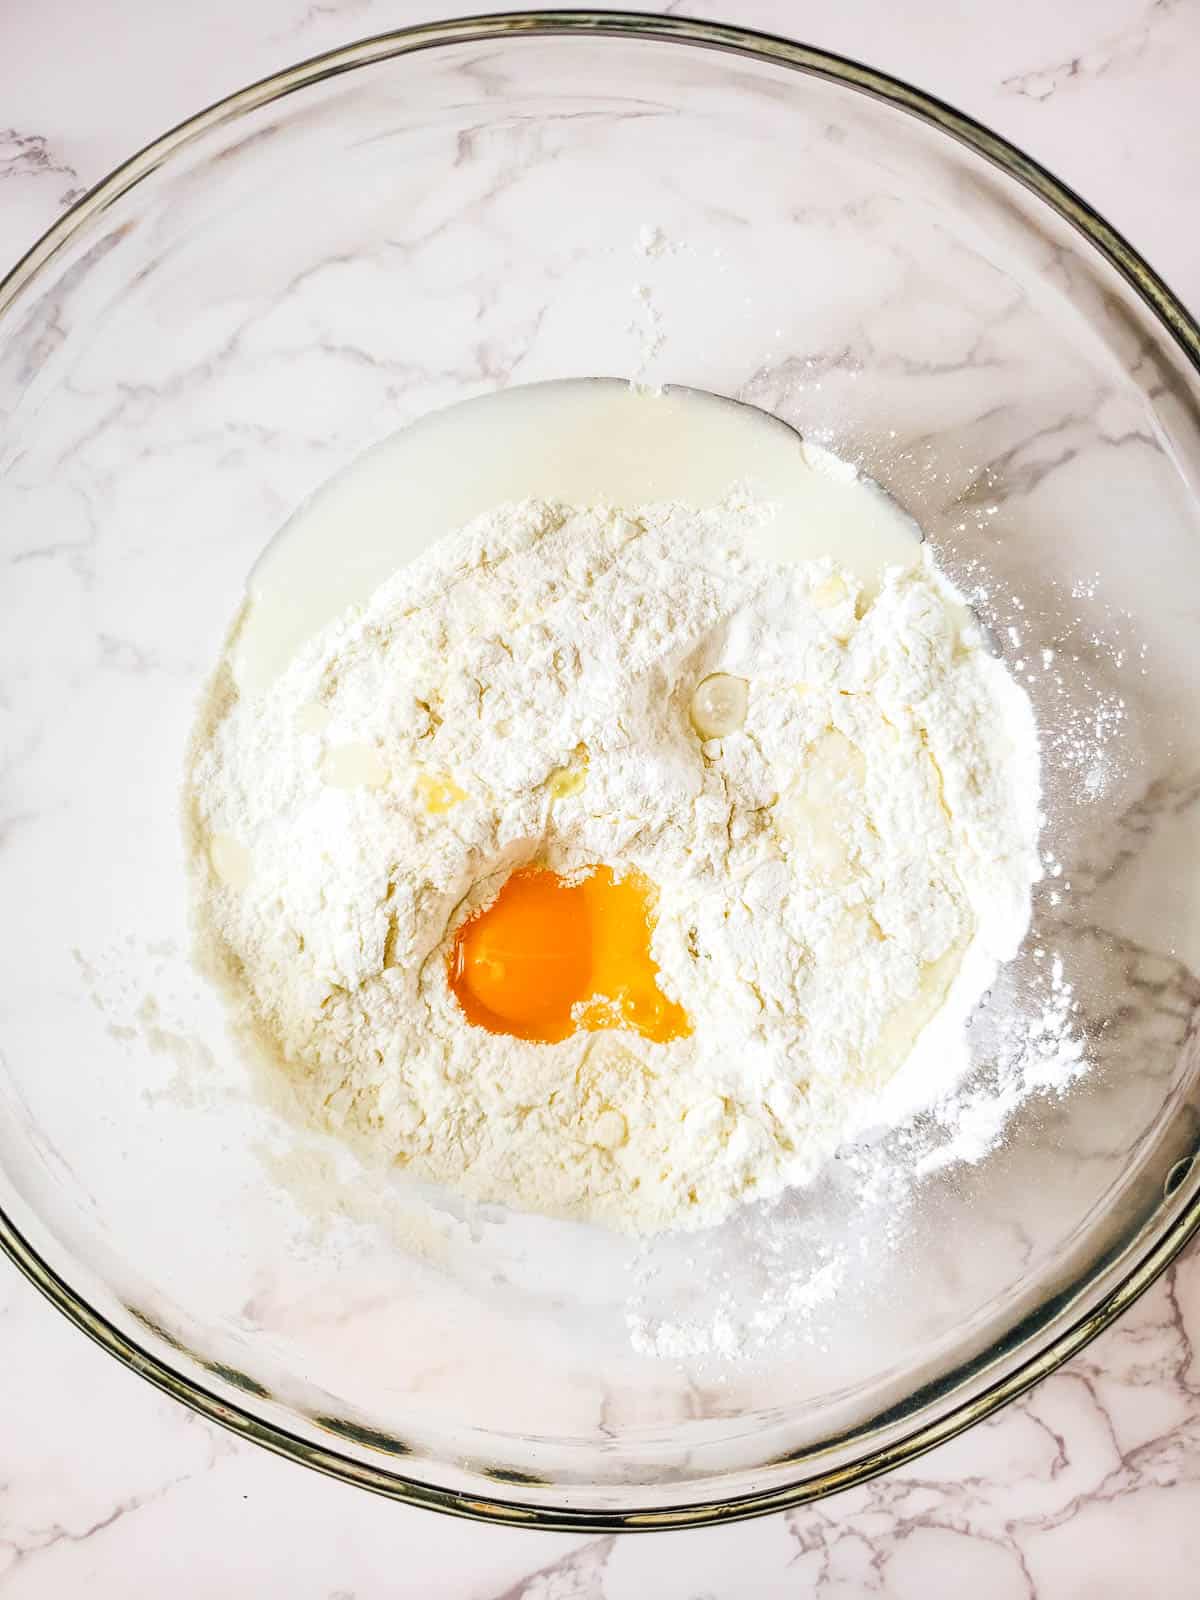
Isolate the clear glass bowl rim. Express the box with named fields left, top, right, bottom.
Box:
left=3, top=7, right=1200, bottom=1533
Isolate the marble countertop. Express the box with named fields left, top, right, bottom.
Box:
left=4, top=1, right=1200, bottom=1593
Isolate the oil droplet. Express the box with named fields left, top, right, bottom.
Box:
left=417, top=770, right=467, bottom=814
left=322, top=742, right=387, bottom=789
left=548, top=766, right=586, bottom=798
left=449, top=865, right=690, bottom=1044
left=547, top=749, right=589, bottom=799
left=592, top=1107, right=628, bottom=1150
left=295, top=702, right=332, bottom=735
left=690, top=673, right=748, bottom=740
left=210, top=831, right=251, bottom=890
left=775, top=728, right=864, bottom=882
left=811, top=574, right=848, bottom=610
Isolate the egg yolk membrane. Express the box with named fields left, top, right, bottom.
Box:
left=449, top=866, right=691, bottom=1044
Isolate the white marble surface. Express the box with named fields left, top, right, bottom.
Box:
left=3, top=0, right=1200, bottom=1593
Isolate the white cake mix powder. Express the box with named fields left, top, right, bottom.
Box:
left=188, top=489, right=1043, bottom=1235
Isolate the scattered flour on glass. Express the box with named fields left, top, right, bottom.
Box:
left=634, top=223, right=675, bottom=260
left=188, top=486, right=1045, bottom=1241
left=603, top=454, right=1133, bottom=1359
left=621, top=541, right=1107, bottom=1362
left=623, top=942, right=1088, bottom=1363
left=627, top=1258, right=846, bottom=1363
left=914, top=951, right=1086, bottom=1176
left=629, top=223, right=683, bottom=379
left=954, top=553, right=1134, bottom=809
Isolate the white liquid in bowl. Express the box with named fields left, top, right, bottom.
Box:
left=232, top=378, right=922, bottom=695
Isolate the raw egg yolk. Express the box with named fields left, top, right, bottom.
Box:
left=449, top=866, right=690, bottom=1045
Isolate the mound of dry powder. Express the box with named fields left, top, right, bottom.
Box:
left=188, top=496, right=1041, bottom=1233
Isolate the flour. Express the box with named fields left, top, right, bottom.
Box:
left=188, top=494, right=1042, bottom=1234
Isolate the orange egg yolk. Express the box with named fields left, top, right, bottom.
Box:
left=449, top=866, right=691, bottom=1044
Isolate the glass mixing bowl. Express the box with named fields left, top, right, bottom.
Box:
left=3, top=12, right=1200, bottom=1531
